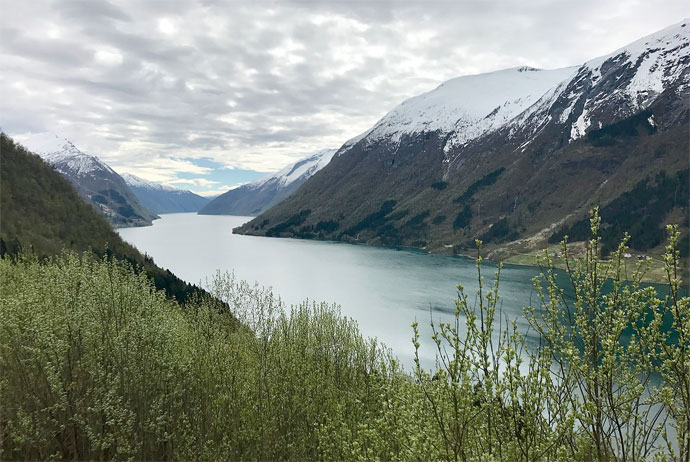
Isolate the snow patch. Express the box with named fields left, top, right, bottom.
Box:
left=575, top=19, right=689, bottom=127
left=570, top=102, right=591, bottom=141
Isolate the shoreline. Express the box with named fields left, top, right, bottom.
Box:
left=234, top=225, right=687, bottom=286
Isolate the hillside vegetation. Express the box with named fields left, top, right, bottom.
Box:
left=0, top=133, right=206, bottom=304
left=1, top=216, right=688, bottom=460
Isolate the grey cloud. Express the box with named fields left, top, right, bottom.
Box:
left=55, top=0, right=132, bottom=23
left=1, top=0, right=687, bottom=173
left=0, top=28, right=92, bottom=68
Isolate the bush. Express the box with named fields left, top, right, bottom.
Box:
left=2, top=214, right=688, bottom=460
left=0, top=254, right=394, bottom=460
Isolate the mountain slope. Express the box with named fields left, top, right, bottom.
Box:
left=18, top=133, right=158, bottom=227
left=121, top=173, right=209, bottom=213
left=236, top=20, right=689, bottom=263
left=199, top=148, right=337, bottom=216
left=0, top=132, right=210, bottom=304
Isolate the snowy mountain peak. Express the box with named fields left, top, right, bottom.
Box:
left=121, top=172, right=178, bottom=192
left=340, top=20, right=689, bottom=157
left=353, top=65, right=578, bottom=151
left=251, top=148, right=338, bottom=189
left=587, top=18, right=689, bottom=69
left=19, top=133, right=115, bottom=177
left=199, top=148, right=338, bottom=216
left=122, top=172, right=209, bottom=213
left=564, top=19, right=689, bottom=141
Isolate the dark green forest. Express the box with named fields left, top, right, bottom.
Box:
left=550, top=169, right=690, bottom=256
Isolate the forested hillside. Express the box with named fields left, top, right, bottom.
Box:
left=0, top=133, right=205, bottom=304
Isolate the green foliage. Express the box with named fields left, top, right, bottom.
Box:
left=2, top=211, right=688, bottom=460
left=404, top=243, right=573, bottom=461
left=480, top=217, right=519, bottom=243
left=0, top=254, right=395, bottom=460
left=400, top=210, right=431, bottom=240
left=315, top=220, right=340, bottom=233
left=659, top=226, right=690, bottom=460
left=432, top=181, right=449, bottom=190
left=529, top=212, right=670, bottom=460
left=405, top=215, right=689, bottom=460
left=342, top=200, right=398, bottom=238
left=265, top=209, right=312, bottom=236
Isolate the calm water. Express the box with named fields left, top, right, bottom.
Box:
left=118, top=213, right=561, bottom=368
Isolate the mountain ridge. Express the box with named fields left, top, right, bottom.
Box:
left=235, top=20, right=689, bottom=265
left=121, top=172, right=210, bottom=214
left=0, top=132, right=212, bottom=304
left=199, top=148, right=337, bottom=216
left=18, top=133, right=158, bottom=227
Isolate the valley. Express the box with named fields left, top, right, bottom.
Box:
left=1, top=8, right=688, bottom=459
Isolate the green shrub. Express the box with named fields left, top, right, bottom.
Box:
left=1, top=214, right=688, bottom=460
left=0, top=254, right=395, bottom=460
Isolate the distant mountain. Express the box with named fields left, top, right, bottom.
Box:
left=19, top=133, right=158, bottom=227
left=0, top=132, right=211, bottom=305
left=199, top=148, right=337, bottom=216
left=236, top=20, right=689, bottom=261
left=121, top=173, right=209, bottom=214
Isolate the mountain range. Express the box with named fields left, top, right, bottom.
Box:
left=19, top=133, right=158, bottom=227
left=122, top=173, right=209, bottom=214
left=235, top=20, right=689, bottom=261
left=0, top=132, right=210, bottom=304
left=199, top=148, right=337, bottom=216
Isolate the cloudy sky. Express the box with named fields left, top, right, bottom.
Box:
left=1, top=0, right=686, bottom=195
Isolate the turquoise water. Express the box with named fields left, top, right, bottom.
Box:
left=118, top=213, right=671, bottom=369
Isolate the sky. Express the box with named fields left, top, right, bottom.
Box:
left=1, top=0, right=687, bottom=196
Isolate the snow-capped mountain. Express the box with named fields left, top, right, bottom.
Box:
left=20, top=132, right=117, bottom=177
left=121, top=172, right=177, bottom=191
left=349, top=66, right=578, bottom=149
left=19, top=133, right=158, bottom=227
left=199, top=148, right=337, bottom=216
left=250, top=148, right=337, bottom=190
left=342, top=20, right=688, bottom=165
left=121, top=173, right=210, bottom=214
left=237, top=20, right=689, bottom=259
left=563, top=20, right=689, bottom=140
